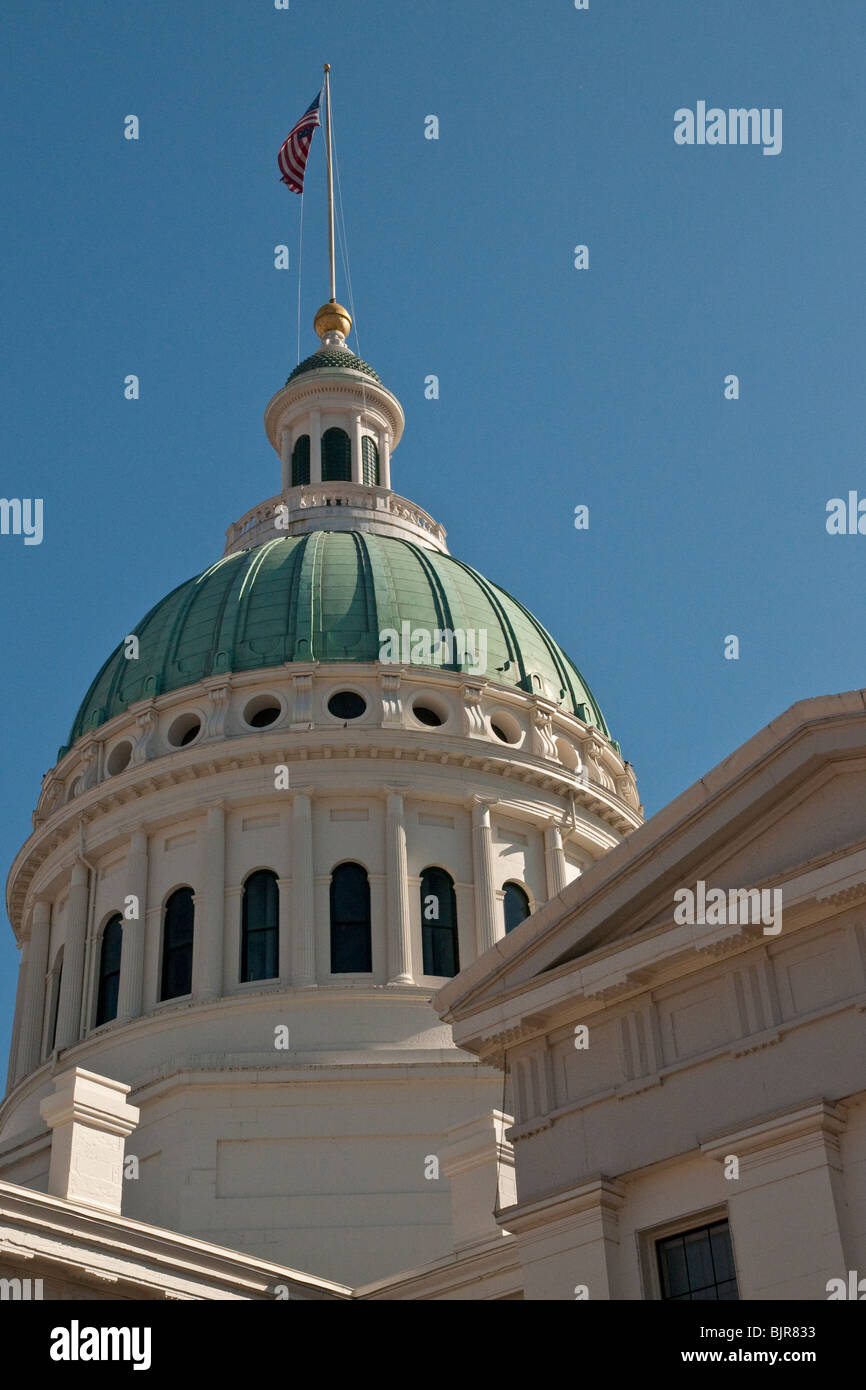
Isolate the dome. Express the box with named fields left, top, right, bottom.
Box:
left=286, top=348, right=382, bottom=386
left=66, top=531, right=610, bottom=749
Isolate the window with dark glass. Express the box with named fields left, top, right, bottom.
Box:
left=327, top=690, right=366, bottom=720
left=242, top=870, right=279, bottom=983
left=95, top=916, right=123, bottom=1026
left=321, top=427, right=351, bottom=482
left=420, top=867, right=460, bottom=977
left=504, top=881, right=531, bottom=934
left=362, top=436, right=379, bottom=487
left=330, top=862, right=372, bottom=973
left=657, top=1220, right=738, bottom=1301
left=161, top=887, right=195, bottom=1001
left=49, top=952, right=63, bottom=1050
left=292, top=434, right=310, bottom=487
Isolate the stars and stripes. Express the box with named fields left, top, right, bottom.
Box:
left=278, top=91, right=322, bottom=193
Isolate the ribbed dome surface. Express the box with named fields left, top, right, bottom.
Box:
left=67, top=532, right=610, bottom=747
left=286, top=349, right=382, bottom=386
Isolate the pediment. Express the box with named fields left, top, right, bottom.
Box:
left=436, top=690, right=866, bottom=1025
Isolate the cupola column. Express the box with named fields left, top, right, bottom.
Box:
left=55, top=860, right=90, bottom=1050
left=544, top=822, right=568, bottom=899
left=353, top=414, right=364, bottom=485
left=381, top=430, right=391, bottom=490
left=385, top=790, right=414, bottom=985
left=16, top=900, right=51, bottom=1078
left=292, top=791, right=316, bottom=986
left=310, top=410, right=323, bottom=484
left=472, top=799, right=499, bottom=956
left=193, top=804, right=226, bottom=1001
left=117, top=830, right=148, bottom=1022
left=280, top=428, right=292, bottom=492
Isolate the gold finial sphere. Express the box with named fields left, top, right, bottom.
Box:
left=314, top=300, right=352, bottom=340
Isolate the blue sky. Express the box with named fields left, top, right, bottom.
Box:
left=1, top=0, right=864, bottom=1066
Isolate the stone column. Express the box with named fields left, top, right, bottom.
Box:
left=502, top=1177, right=625, bottom=1301
left=380, top=430, right=391, bottom=490
left=701, top=1100, right=850, bottom=1300
left=292, top=792, right=316, bottom=986
left=116, top=830, right=148, bottom=1023
left=7, top=940, right=29, bottom=1090
left=142, top=904, right=162, bottom=1012
left=310, top=409, right=322, bottom=483
left=385, top=791, right=414, bottom=984
left=441, top=1111, right=516, bottom=1252
left=224, top=885, right=244, bottom=987
left=472, top=799, right=498, bottom=956
left=15, top=900, right=52, bottom=1079
left=55, top=861, right=90, bottom=1050
left=277, top=875, right=293, bottom=986
left=40, top=1067, right=140, bottom=1215
left=193, top=804, right=225, bottom=1001
left=353, top=414, right=364, bottom=485
left=544, top=822, right=568, bottom=898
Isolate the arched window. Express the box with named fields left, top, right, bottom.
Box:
left=504, top=881, right=531, bottom=934
left=362, top=436, right=379, bottom=487
left=161, top=887, right=195, bottom=1001
left=330, top=862, right=372, bottom=973
left=96, top=916, right=123, bottom=1026
left=48, top=948, right=63, bottom=1051
left=420, top=867, right=460, bottom=977
left=242, top=870, right=279, bottom=982
left=292, top=434, right=310, bottom=487
left=321, top=427, right=351, bottom=482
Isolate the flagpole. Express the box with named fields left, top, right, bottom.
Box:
left=324, top=63, right=336, bottom=302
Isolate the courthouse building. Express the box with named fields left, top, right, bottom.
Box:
left=0, top=299, right=862, bottom=1300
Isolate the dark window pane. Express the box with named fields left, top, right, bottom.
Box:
left=710, top=1223, right=736, bottom=1283
left=328, top=691, right=366, bottom=720
left=362, top=436, right=379, bottom=486
left=161, top=888, right=195, bottom=1000
left=321, top=428, right=351, bottom=482
left=420, top=868, right=460, bottom=977
left=242, top=871, right=279, bottom=983
left=684, top=1229, right=715, bottom=1292
left=659, top=1237, right=689, bottom=1299
left=330, top=863, right=372, bottom=973
left=504, top=882, right=530, bottom=934
left=49, top=963, right=62, bottom=1049
left=292, top=435, right=310, bottom=487
left=658, top=1221, right=738, bottom=1302
left=96, top=916, right=123, bottom=1026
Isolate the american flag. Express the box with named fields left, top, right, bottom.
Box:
left=278, top=91, right=322, bottom=193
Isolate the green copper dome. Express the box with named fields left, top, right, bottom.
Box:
left=66, top=532, right=610, bottom=749
left=286, top=349, right=382, bottom=386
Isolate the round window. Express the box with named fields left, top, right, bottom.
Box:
left=413, top=705, right=443, bottom=727
left=106, top=741, right=132, bottom=776
left=168, top=712, right=202, bottom=748
left=244, top=695, right=282, bottom=729
left=490, top=711, right=522, bottom=745
left=328, top=690, right=367, bottom=720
